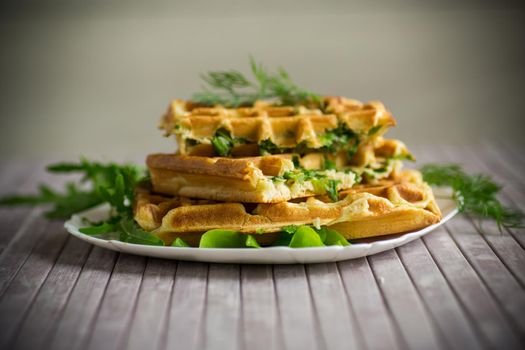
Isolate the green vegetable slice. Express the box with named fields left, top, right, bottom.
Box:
left=317, top=227, right=350, bottom=246
left=289, top=226, right=325, bottom=248
left=172, top=237, right=191, bottom=247
left=199, top=229, right=261, bottom=248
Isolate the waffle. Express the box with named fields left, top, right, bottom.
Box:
left=146, top=146, right=404, bottom=203
left=160, top=97, right=396, bottom=158
left=134, top=170, right=441, bottom=246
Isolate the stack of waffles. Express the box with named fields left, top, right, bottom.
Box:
left=134, top=97, right=441, bottom=246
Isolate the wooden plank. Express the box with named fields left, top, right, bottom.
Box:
left=0, top=208, right=48, bottom=295
left=164, top=261, right=208, bottom=350
left=202, top=264, right=241, bottom=350
left=337, top=258, right=401, bottom=350
left=433, top=145, right=525, bottom=339
left=423, top=227, right=522, bottom=349
left=240, top=265, right=278, bottom=350
left=367, top=250, right=443, bottom=350
left=305, top=263, right=363, bottom=350
left=124, top=258, right=177, bottom=350
left=474, top=143, right=525, bottom=249
left=273, top=264, right=323, bottom=350
left=9, top=237, right=92, bottom=350
left=0, top=161, right=50, bottom=266
left=0, top=219, right=69, bottom=349
left=445, top=145, right=525, bottom=286
left=85, top=254, right=146, bottom=350
left=47, top=247, right=117, bottom=350
left=0, top=162, right=41, bottom=254
left=478, top=143, right=525, bottom=189
left=396, top=239, right=485, bottom=350
left=445, top=218, right=525, bottom=337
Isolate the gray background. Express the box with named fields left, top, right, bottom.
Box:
left=1, top=1, right=524, bottom=161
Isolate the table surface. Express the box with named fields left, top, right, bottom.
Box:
left=0, top=142, right=524, bottom=350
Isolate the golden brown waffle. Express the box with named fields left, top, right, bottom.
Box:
left=160, top=97, right=396, bottom=156
left=147, top=153, right=361, bottom=203
left=146, top=143, right=408, bottom=203
left=134, top=170, right=441, bottom=246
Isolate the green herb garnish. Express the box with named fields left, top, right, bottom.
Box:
left=258, top=138, right=284, bottom=155
left=211, top=128, right=234, bottom=156
left=421, top=164, right=523, bottom=229
left=325, top=179, right=341, bottom=202
left=192, top=57, right=321, bottom=107
left=0, top=159, right=164, bottom=246
left=367, top=125, right=383, bottom=137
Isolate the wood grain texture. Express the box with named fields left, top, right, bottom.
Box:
left=273, top=264, right=323, bottom=350
left=337, top=258, right=402, bottom=350
left=396, top=238, right=484, bottom=350
left=423, top=227, right=522, bottom=349
left=164, top=261, right=208, bottom=350
left=85, top=254, right=146, bottom=350
left=0, top=146, right=524, bottom=350
left=368, top=250, right=443, bottom=350
left=305, top=263, right=363, bottom=350
left=125, top=258, right=177, bottom=350
left=47, top=247, right=117, bottom=350
left=240, top=265, right=278, bottom=350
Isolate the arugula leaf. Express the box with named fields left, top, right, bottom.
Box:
left=79, top=222, right=115, bottom=235
left=172, top=237, right=191, bottom=247
left=118, top=217, right=165, bottom=246
left=421, top=164, right=523, bottom=229
left=0, top=157, right=142, bottom=219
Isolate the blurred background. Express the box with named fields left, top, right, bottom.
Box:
left=1, top=0, right=524, bottom=162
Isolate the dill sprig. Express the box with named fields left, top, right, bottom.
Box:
left=420, top=164, right=523, bottom=229
left=191, top=57, right=322, bottom=107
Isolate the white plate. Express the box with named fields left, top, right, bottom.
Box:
left=64, top=193, right=457, bottom=264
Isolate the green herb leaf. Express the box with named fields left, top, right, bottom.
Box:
left=192, top=57, right=321, bottom=107
left=245, top=235, right=261, bottom=248
left=367, top=125, right=382, bottom=136
left=172, top=237, right=191, bottom=247
left=259, top=139, right=283, bottom=155
left=282, top=225, right=299, bottom=234
left=118, top=217, right=165, bottom=246
left=325, top=179, right=341, bottom=202
left=211, top=134, right=233, bottom=156
left=323, top=156, right=337, bottom=170
left=420, top=164, right=523, bottom=229
left=79, top=222, right=115, bottom=235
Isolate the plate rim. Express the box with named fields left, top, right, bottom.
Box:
left=64, top=195, right=458, bottom=260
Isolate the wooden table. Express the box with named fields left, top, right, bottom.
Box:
left=0, top=143, right=524, bottom=350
